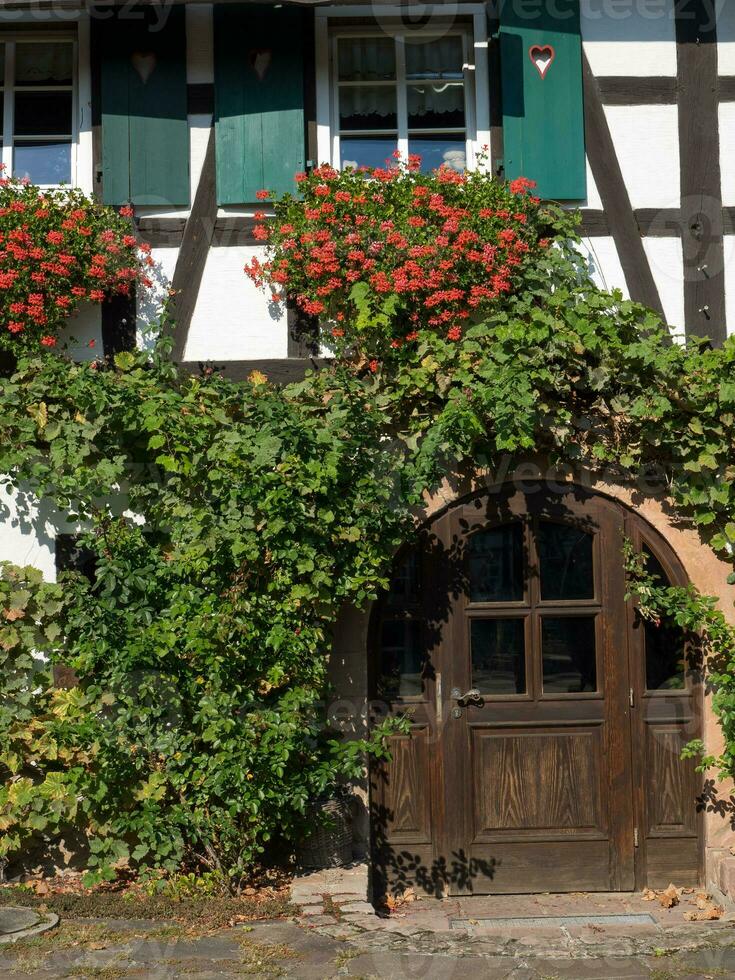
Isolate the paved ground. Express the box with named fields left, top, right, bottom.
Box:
left=1, top=914, right=735, bottom=978
left=3, top=886, right=735, bottom=978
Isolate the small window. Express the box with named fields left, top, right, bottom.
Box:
left=542, top=616, right=597, bottom=694
left=378, top=618, right=424, bottom=698
left=1, top=38, right=75, bottom=185
left=468, top=523, right=524, bottom=603
left=538, top=522, right=594, bottom=602
left=644, top=551, right=686, bottom=692
left=471, top=617, right=526, bottom=695
left=329, top=28, right=481, bottom=173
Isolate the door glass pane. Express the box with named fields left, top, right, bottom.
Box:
left=538, top=522, right=594, bottom=601
left=542, top=616, right=597, bottom=693
left=385, top=551, right=419, bottom=608
left=468, top=523, right=524, bottom=603
left=644, top=552, right=686, bottom=691
left=379, top=619, right=423, bottom=698
left=471, top=618, right=526, bottom=695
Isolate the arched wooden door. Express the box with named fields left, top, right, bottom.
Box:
left=370, top=484, right=702, bottom=897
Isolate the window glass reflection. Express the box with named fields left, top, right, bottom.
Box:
left=542, top=616, right=597, bottom=693
left=469, top=524, right=524, bottom=603
left=471, top=618, right=526, bottom=695
left=538, top=522, right=594, bottom=601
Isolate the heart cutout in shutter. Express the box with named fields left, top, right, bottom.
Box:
left=131, top=51, right=157, bottom=85
left=529, top=44, right=555, bottom=80
left=249, top=48, right=272, bottom=81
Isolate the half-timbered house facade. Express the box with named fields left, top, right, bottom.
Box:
left=3, top=0, right=735, bottom=900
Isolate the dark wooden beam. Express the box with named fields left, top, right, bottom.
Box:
left=180, top=358, right=329, bottom=383
left=676, top=0, right=726, bottom=344
left=582, top=53, right=665, bottom=319
left=168, top=128, right=217, bottom=361
left=580, top=209, right=684, bottom=238
left=596, top=77, right=677, bottom=106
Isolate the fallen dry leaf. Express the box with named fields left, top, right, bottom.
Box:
left=659, top=884, right=681, bottom=908
left=684, top=902, right=723, bottom=922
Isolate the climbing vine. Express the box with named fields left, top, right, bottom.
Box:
left=1, top=161, right=735, bottom=887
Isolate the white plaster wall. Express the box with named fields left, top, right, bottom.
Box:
left=722, top=236, right=735, bottom=337
left=581, top=0, right=678, bottom=76
left=580, top=235, right=630, bottom=297
left=0, top=487, right=57, bottom=582
left=184, top=246, right=288, bottom=360
left=642, top=236, right=685, bottom=334
left=583, top=159, right=604, bottom=211
left=717, top=1, right=735, bottom=75
left=604, top=105, right=681, bottom=210
left=718, top=103, right=735, bottom=207
left=137, top=247, right=179, bottom=348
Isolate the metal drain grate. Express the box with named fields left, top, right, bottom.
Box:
left=450, top=913, right=657, bottom=929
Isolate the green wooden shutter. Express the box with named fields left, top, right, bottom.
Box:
left=499, top=0, right=586, bottom=200
left=214, top=4, right=306, bottom=205
left=98, top=8, right=190, bottom=207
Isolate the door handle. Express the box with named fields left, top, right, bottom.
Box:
left=451, top=687, right=483, bottom=707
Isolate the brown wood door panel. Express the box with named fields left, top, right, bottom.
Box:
left=370, top=485, right=703, bottom=897
left=470, top=727, right=605, bottom=838
left=645, top=723, right=699, bottom=837
left=374, top=728, right=434, bottom=844
left=646, top=838, right=701, bottom=889
left=467, top=840, right=613, bottom=894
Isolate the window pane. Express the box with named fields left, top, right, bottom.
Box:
left=469, top=524, right=524, bottom=603
left=408, top=84, right=465, bottom=130
left=340, top=86, right=397, bottom=131
left=338, top=37, right=395, bottom=81
left=405, top=37, right=463, bottom=79
left=409, top=135, right=466, bottom=173
left=15, top=42, right=73, bottom=85
left=379, top=619, right=423, bottom=698
left=15, top=91, right=72, bottom=136
left=538, top=522, right=594, bottom=601
left=542, top=617, right=597, bottom=693
left=386, top=551, right=419, bottom=608
left=341, top=136, right=397, bottom=170
left=644, top=551, right=686, bottom=691
left=14, top=142, right=71, bottom=184
left=471, top=618, right=526, bottom=695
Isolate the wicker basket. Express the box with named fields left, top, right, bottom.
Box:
left=297, top=796, right=353, bottom=869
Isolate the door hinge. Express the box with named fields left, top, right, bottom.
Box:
left=634, top=827, right=639, bottom=848
left=629, top=687, right=635, bottom=708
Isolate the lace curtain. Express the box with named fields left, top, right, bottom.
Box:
left=15, top=43, right=73, bottom=85
left=338, top=36, right=464, bottom=127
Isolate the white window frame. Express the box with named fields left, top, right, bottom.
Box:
left=315, top=5, right=490, bottom=172
left=0, top=32, right=78, bottom=188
